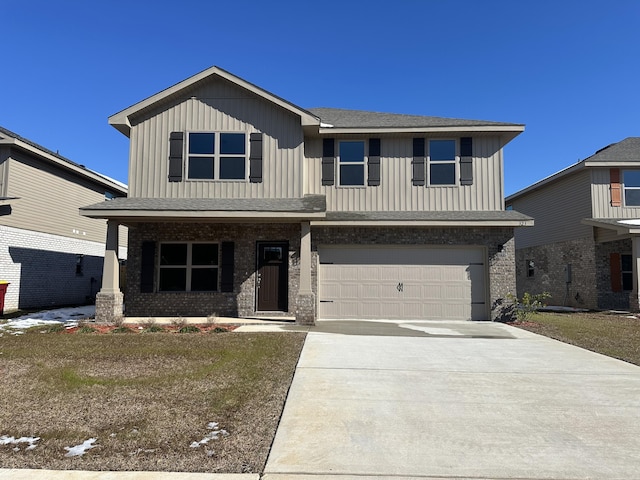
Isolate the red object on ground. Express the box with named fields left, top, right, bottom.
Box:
left=0, top=283, right=8, bottom=315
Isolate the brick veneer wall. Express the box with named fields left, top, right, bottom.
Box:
left=0, top=225, right=117, bottom=311
left=311, top=226, right=516, bottom=322
left=515, top=236, right=598, bottom=309
left=595, top=238, right=632, bottom=310
left=125, top=222, right=301, bottom=318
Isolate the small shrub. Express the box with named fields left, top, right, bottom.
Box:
left=178, top=325, right=201, bottom=334
left=170, top=317, right=186, bottom=329
left=506, top=291, right=551, bottom=322
left=210, top=327, right=228, bottom=334
left=206, top=313, right=218, bottom=325
left=112, top=315, right=125, bottom=327
left=143, top=325, right=165, bottom=333
left=78, top=325, right=97, bottom=334
left=112, top=326, right=133, bottom=334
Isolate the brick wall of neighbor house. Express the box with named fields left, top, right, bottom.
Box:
left=515, top=236, right=598, bottom=309
left=310, top=226, right=516, bottom=322
left=595, top=238, right=633, bottom=310
left=125, top=222, right=301, bottom=318
left=0, top=225, right=119, bottom=311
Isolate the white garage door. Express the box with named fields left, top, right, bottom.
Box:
left=318, top=246, right=487, bottom=321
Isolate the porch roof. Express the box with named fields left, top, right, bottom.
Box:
left=583, top=218, right=640, bottom=235
left=312, top=210, right=533, bottom=227
left=80, top=195, right=327, bottom=222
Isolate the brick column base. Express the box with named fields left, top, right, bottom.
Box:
left=296, top=292, right=316, bottom=325
left=629, top=292, right=640, bottom=312
left=95, top=291, right=124, bottom=324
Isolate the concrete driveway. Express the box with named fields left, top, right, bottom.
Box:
left=263, top=320, right=640, bottom=480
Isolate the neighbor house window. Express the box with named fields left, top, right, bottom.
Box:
left=339, top=141, right=365, bottom=186
left=623, top=170, right=640, bottom=206
left=621, top=254, right=633, bottom=291
left=158, top=243, right=219, bottom=292
left=187, top=132, right=246, bottom=180
left=526, top=259, right=535, bottom=277
left=429, top=139, right=456, bottom=185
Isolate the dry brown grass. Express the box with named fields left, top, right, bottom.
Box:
left=513, top=310, right=640, bottom=366
left=0, top=330, right=305, bottom=473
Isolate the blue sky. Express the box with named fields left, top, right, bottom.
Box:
left=2, top=0, right=639, bottom=196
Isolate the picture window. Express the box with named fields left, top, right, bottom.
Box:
left=159, top=243, right=219, bottom=292
left=187, top=132, right=246, bottom=180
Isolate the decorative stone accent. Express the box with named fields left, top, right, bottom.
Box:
left=95, top=291, right=124, bottom=323
left=296, top=292, right=316, bottom=325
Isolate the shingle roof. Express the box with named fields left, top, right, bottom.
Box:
left=584, top=137, right=640, bottom=163
left=81, top=195, right=327, bottom=213
left=308, top=108, right=522, bottom=129
left=325, top=210, right=532, bottom=222
left=0, top=126, right=127, bottom=193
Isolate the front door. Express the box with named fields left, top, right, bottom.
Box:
left=256, top=242, right=288, bottom=311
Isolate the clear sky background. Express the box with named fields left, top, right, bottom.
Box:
left=2, top=0, right=639, bottom=196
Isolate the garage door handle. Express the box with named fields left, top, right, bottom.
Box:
left=320, top=300, right=334, bottom=303
left=397, top=282, right=403, bottom=292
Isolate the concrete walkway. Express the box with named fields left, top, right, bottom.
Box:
left=263, top=319, right=640, bottom=480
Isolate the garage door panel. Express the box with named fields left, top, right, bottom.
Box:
left=319, top=247, right=487, bottom=321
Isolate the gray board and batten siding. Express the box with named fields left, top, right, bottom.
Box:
left=305, top=135, right=506, bottom=212
left=591, top=167, right=640, bottom=219
left=509, top=168, right=592, bottom=249
left=126, top=77, right=305, bottom=200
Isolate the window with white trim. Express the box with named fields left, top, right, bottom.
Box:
left=338, top=140, right=365, bottom=186
left=623, top=170, right=640, bottom=206
left=158, top=243, right=219, bottom=292
left=428, top=139, right=456, bottom=185
left=187, top=132, right=246, bottom=180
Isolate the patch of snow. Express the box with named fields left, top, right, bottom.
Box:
left=191, top=422, right=229, bottom=448
left=0, top=306, right=95, bottom=331
left=618, top=219, right=640, bottom=225
left=0, top=435, right=40, bottom=451
left=320, top=122, right=334, bottom=128
left=64, top=438, right=97, bottom=457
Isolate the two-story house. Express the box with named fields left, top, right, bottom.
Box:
left=81, top=66, right=530, bottom=324
left=0, top=126, right=127, bottom=313
left=506, top=137, right=640, bottom=311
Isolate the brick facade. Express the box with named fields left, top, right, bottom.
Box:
left=515, top=235, right=634, bottom=311
left=125, top=223, right=517, bottom=322
left=0, top=225, right=126, bottom=312
left=125, top=222, right=302, bottom=318
left=311, top=226, right=516, bottom=322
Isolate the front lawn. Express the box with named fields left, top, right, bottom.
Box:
left=0, top=330, right=305, bottom=473
left=514, top=311, right=640, bottom=366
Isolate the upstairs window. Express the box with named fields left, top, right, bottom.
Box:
left=159, top=243, right=219, bottom=292
left=623, top=170, right=640, bottom=206
left=187, top=132, right=246, bottom=180
left=339, top=141, right=365, bottom=186
left=429, top=140, right=456, bottom=185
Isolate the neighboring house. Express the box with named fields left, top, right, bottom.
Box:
left=506, top=137, right=640, bottom=311
left=81, top=66, right=531, bottom=324
left=0, top=126, right=128, bottom=312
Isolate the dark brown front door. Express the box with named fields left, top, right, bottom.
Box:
left=256, top=242, right=288, bottom=311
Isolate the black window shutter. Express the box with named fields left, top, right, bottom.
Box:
left=220, top=242, right=234, bottom=292
left=460, top=137, right=473, bottom=185
left=140, top=241, right=156, bottom=293
left=249, top=132, right=263, bottom=183
left=168, top=132, right=184, bottom=182
left=412, top=138, right=425, bottom=186
left=368, top=138, right=381, bottom=186
left=321, top=138, right=335, bottom=186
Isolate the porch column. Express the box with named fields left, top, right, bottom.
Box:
left=629, top=236, right=640, bottom=312
left=95, top=220, right=124, bottom=323
left=296, top=221, right=316, bottom=325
